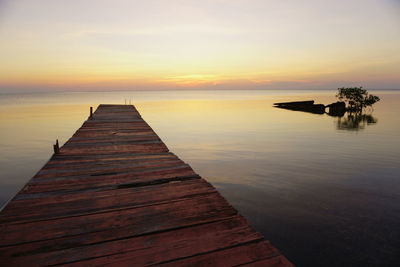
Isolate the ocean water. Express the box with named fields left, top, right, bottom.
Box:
left=0, top=89, right=399, bottom=266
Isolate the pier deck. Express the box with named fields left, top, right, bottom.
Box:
left=0, top=104, right=292, bottom=266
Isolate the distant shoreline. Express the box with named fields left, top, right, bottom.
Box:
left=1, top=88, right=400, bottom=95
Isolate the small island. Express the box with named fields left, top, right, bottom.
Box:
left=274, top=87, right=380, bottom=117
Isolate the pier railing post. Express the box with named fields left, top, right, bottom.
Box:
left=53, top=139, right=60, bottom=154
left=90, top=107, right=93, bottom=118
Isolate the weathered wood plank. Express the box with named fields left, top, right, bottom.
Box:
left=0, top=180, right=215, bottom=224
left=20, top=167, right=197, bottom=195
left=34, top=159, right=186, bottom=178
left=45, top=152, right=178, bottom=166
left=157, top=240, right=281, bottom=267
left=0, top=216, right=263, bottom=266
left=2, top=178, right=208, bottom=210
left=241, top=256, right=294, bottom=266
left=0, top=193, right=236, bottom=246
left=1, top=217, right=266, bottom=266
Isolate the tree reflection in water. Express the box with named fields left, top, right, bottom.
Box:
left=335, top=112, right=378, bottom=131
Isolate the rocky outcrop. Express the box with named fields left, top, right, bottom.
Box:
left=273, top=100, right=325, bottom=114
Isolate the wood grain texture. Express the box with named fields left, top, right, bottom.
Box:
left=0, top=104, right=293, bottom=266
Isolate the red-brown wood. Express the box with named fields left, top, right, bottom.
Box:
left=0, top=104, right=293, bottom=266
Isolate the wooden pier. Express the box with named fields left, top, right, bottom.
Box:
left=0, top=104, right=293, bottom=266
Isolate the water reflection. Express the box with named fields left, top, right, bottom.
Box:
left=273, top=103, right=378, bottom=131
left=336, top=112, right=378, bottom=131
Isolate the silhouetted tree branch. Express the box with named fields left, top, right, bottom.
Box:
left=336, top=87, right=380, bottom=111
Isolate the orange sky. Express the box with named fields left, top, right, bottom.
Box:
left=0, top=0, right=399, bottom=92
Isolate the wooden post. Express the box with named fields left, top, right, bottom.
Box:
left=90, top=107, right=93, bottom=118
left=53, top=139, right=59, bottom=154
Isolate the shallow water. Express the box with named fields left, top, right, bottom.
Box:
left=0, top=90, right=399, bottom=266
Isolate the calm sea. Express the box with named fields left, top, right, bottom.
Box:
left=0, top=89, right=399, bottom=266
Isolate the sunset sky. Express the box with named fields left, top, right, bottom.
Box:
left=0, top=0, right=399, bottom=92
